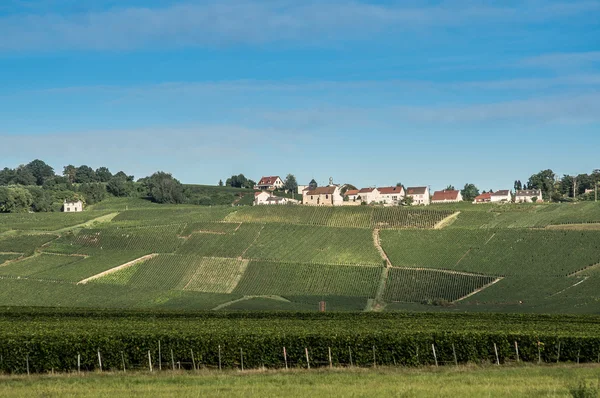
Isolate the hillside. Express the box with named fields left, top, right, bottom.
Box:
left=1, top=200, right=600, bottom=313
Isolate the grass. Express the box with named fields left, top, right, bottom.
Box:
left=0, top=253, right=81, bottom=278
left=0, top=234, right=58, bottom=256
left=0, top=211, right=112, bottom=232
left=0, top=365, right=599, bottom=397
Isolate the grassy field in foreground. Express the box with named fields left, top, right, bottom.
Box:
left=1, top=365, right=599, bottom=397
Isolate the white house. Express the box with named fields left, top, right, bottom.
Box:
left=431, top=190, right=463, bottom=204
left=302, top=186, right=344, bottom=206
left=515, top=189, right=543, bottom=203
left=254, top=191, right=298, bottom=205
left=377, top=186, right=405, bottom=205
left=255, top=176, right=284, bottom=191
left=356, top=187, right=378, bottom=204
left=405, top=186, right=430, bottom=206
left=344, top=189, right=360, bottom=202
left=297, top=185, right=309, bottom=194
left=63, top=200, right=83, bottom=212
left=490, top=190, right=512, bottom=203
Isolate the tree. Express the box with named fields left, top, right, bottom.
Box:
left=63, top=165, right=77, bottom=184
left=114, top=171, right=134, bottom=182
left=284, top=174, right=298, bottom=193
left=25, top=159, right=55, bottom=185
left=401, top=195, right=414, bottom=206
left=0, top=168, right=16, bottom=185
left=527, top=169, right=556, bottom=201
left=95, top=167, right=113, bottom=182
left=107, top=176, right=135, bottom=197
left=147, top=172, right=185, bottom=204
left=79, top=183, right=106, bottom=205
left=27, top=187, right=54, bottom=212
left=218, top=179, right=224, bottom=187
left=461, top=183, right=479, bottom=201
left=74, top=165, right=97, bottom=184
left=514, top=180, right=522, bottom=191
left=0, top=186, right=33, bottom=213
left=341, top=184, right=357, bottom=195
left=14, top=166, right=36, bottom=186
left=309, top=179, right=318, bottom=190
left=445, top=185, right=455, bottom=191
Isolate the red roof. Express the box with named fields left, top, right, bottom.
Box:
left=257, top=176, right=281, bottom=186
left=406, top=187, right=427, bottom=195
left=358, top=188, right=374, bottom=193
left=306, top=186, right=337, bottom=195
left=432, top=190, right=460, bottom=201
left=377, top=186, right=404, bottom=194
left=474, top=193, right=492, bottom=201
left=345, top=189, right=359, bottom=196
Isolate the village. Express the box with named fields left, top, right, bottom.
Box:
left=253, top=176, right=544, bottom=206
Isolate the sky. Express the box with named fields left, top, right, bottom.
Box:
left=0, top=0, right=599, bottom=191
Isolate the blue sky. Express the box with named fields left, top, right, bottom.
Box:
left=0, top=0, right=599, bottom=190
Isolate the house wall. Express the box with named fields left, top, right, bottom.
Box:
left=64, top=201, right=83, bottom=212
left=408, top=189, right=430, bottom=205
left=490, top=193, right=511, bottom=203
left=431, top=192, right=463, bottom=204
left=303, top=187, right=343, bottom=206
left=254, top=192, right=271, bottom=205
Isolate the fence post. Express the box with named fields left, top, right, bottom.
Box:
left=218, top=345, right=222, bottom=371
left=283, top=347, right=288, bottom=370
left=515, top=341, right=519, bottom=362
left=348, top=346, right=353, bottom=367
left=538, top=342, right=542, bottom=364
left=26, top=354, right=30, bottom=375
left=328, top=347, right=333, bottom=369
left=148, top=351, right=153, bottom=372
left=577, top=349, right=580, bottom=364
left=97, top=349, right=102, bottom=372
left=452, top=343, right=458, bottom=366
left=416, top=346, right=419, bottom=365
left=191, top=349, right=196, bottom=371
left=121, top=351, right=126, bottom=372
left=432, top=344, right=438, bottom=367
left=557, top=342, right=561, bottom=363
left=493, top=343, right=499, bottom=365
left=240, top=349, right=244, bottom=371
left=77, top=354, right=81, bottom=374
left=305, top=348, right=310, bottom=369
left=171, top=349, right=175, bottom=371
left=158, top=341, right=162, bottom=371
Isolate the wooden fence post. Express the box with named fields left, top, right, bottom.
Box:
left=121, top=351, right=126, bottom=372
left=432, top=344, right=438, bottom=367
left=158, top=341, right=162, bottom=371
left=373, top=346, right=377, bottom=368
left=577, top=349, right=580, bottom=364
left=148, top=351, right=153, bottom=372
left=218, top=345, right=222, bottom=371
left=171, top=349, right=175, bottom=371
left=77, top=354, right=81, bottom=374
left=493, top=343, right=499, bottom=365
left=348, top=346, right=353, bottom=367
left=240, top=349, right=244, bottom=371
left=305, top=348, right=310, bottom=369
left=26, top=354, right=30, bottom=376
left=452, top=343, right=458, bottom=366
left=538, top=342, right=541, bottom=364
left=329, top=347, right=333, bottom=369
left=556, top=342, right=561, bottom=363
left=515, top=341, right=519, bottom=362
left=190, top=349, right=196, bottom=371
left=283, top=347, right=288, bottom=370
left=97, top=349, right=102, bottom=372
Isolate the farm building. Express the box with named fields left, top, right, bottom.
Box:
left=431, top=190, right=463, bottom=204
left=254, top=191, right=298, bottom=205
left=357, top=188, right=377, bottom=204
left=344, top=189, right=360, bottom=202
left=302, top=186, right=343, bottom=206
left=63, top=200, right=83, bottom=212
left=255, top=176, right=284, bottom=191
left=406, top=186, right=430, bottom=205
left=490, top=190, right=512, bottom=203
left=473, top=192, right=492, bottom=204
left=516, top=189, right=543, bottom=203
left=376, top=186, right=405, bottom=205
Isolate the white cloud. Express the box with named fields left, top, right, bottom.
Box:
left=0, top=0, right=597, bottom=51
left=519, top=52, right=600, bottom=70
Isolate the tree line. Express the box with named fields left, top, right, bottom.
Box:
left=0, top=160, right=188, bottom=212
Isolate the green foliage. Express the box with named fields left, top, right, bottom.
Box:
left=568, top=381, right=599, bottom=398
left=0, top=186, right=33, bottom=213
left=0, top=234, right=57, bottom=256
left=25, top=159, right=55, bottom=185
left=95, top=167, right=113, bottom=182
left=67, top=225, right=184, bottom=253
left=0, top=211, right=110, bottom=232
left=284, top=174, right=298, bottom=193
left=78, top=182, right=106, bottom=205
left=233, top=261, right=381, bottom=297
left=106, top=176, right=135, bottom=197
left=183, top=184, right=255, bottom=206
left=383, top=268, right=496, bottom=302
left=112, top=207, right=234, bottom=226
left=461, top=183, right=479, bottom=202
left=176, top=224, right=263, bottom=258
left=145, top=171, right=185, bottom=204
left=225, top=174, right=255, bottom=189
left=0, top=254, right=81, bottom=278
left=528, top=169, right=557, bottom=200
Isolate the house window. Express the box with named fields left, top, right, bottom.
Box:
left=326, top=195, right=329, bottom=199
left=67, top=208, right=70, bottom=212
left=311, top=196, right=313, bottom=200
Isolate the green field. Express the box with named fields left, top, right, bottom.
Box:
left=0, top=199, right=599, bottom=312
left=2, top=365, right=599, bottom=397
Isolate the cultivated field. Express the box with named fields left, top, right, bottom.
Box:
left=0, top=199, right=600, bottom=312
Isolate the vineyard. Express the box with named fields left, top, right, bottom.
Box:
left=1, top=310, right=600, bottom=374
left=0, top=201, right=599, bottom=312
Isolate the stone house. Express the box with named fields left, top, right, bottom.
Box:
left=406, top=186, right=430, bottom=206
left=302, top=186, right=343, bottom=206
left=63, top=200, right=83, bottom=212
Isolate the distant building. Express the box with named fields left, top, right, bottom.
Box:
left=515, top=189, right=543, bottom=203
left=302, top=186, right=343, bottom=206
left=376, top=186, right=406, bottom=205
left=344, top=189, right=360, bottom=202
left=473, top=192, right=492, bottom=204
left=357, top=187, right=377, bottom=204
left=254, top=191, right=298, bottom=205
left=490, top=190, right=512, bottom=203
left=406, top=186, right=430, bottom=205
left=431, top=190, right=463, bottom=204
left=63, top=200, right=83, bottom=212
left=297, top=185, right=309, bottom=194
left=255, top=176, right=284, bottom=191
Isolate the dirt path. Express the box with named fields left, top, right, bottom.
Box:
left=433, top=211, right=461, bottom=229
left=372, top=229, right=392, bottom=267
left=239, top=225, right=264, bottom=260
left=453, top=277, right=503, bottom=302
left=368, top=229, right=391, bottom=312
left=77, top=253, right=157, bottom=284
left=53, top=212, right=119, bottom=233
left=212, top=295, right=290, bottom=310
left=550, top=277, right=589, bottom=297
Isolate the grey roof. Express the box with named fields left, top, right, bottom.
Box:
left=491, top=190, right=511, bottom=196
left=516, top=189, right=542, bottom=196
